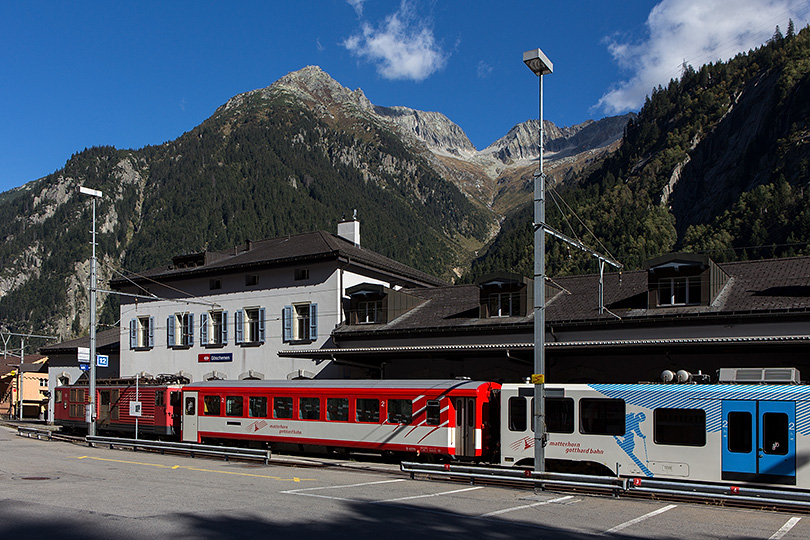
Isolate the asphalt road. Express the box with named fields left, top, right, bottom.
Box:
left=1, top=424, right=808, bottom=539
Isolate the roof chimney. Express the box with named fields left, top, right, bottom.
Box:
left=337, top=211, right=360, bottom=247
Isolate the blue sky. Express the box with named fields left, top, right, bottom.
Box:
left=1, top=0, right=809, bottom=193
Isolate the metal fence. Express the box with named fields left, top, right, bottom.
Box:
left=401, top=462, right=810, bottom=511
left=86, top=436, right=271, bottom=464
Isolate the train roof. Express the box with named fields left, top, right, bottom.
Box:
left=184, top=379, right=497, bottom=391
left=503, top=382, right=810, bottom=402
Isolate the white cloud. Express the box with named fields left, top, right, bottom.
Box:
left=477, top=61, right=493, bottom=79
left=596, top=0, right=810, bottom=114
left=346, top=0, right=365, bottom=17
left=343, top=1, right=448, bottom=82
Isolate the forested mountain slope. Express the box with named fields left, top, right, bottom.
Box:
left=467, top=26, right=810, bottom=281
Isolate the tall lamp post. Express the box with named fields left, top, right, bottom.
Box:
left=523, top=48, right=553, bottom=474
left=79, top=186, right=102, bottom=436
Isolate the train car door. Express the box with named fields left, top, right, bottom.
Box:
left=182, top=391, right=199, bottom=442
left=98, top=390, right=111, bottom=427
left=722, top=400, right=796, bottom=485
left=454, top=397, right=476, bottom=457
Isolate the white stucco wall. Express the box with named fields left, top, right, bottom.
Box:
left=118, top=260, right=394, bottom=382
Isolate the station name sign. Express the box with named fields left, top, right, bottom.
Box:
left=198, top=353, right=233, bottom=363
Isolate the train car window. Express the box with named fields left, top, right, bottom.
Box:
left=55, top=389, right=63, bottom=402
left=185, top=397, right=195, bottom=415
left=249, top=396, right=268, bottom=418
left=727, top=411, right=752, bottom=453
left=388, top=399, right=412, bottom=424
left=547, top=398, right=575, bottom=434
left=579, top=398, right=625, bottom=435
left=155, top=390, right=165, bottom=407
left=274, top=397, right=293, bottom=419
left=356, top=399, right=380, bottom=422
left=299, top=397, right=320, bottom=420
left=654, top=408, right=706, bottom=446
left=100, top=391, right=110, bottom=406
left=327, top=398, right=349, bottom=421
left=509, top=397, right=528, bottom=431
left=426, top=400, right=441, bottom=425
left=762, top=412, right=789, bottom=455
left=203, top=395, right=221, bottom=416
left=225, top=396, right=243, bottom=417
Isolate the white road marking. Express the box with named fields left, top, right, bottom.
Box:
left=381, top=486, right=483, bottom=502
left=770, top=517, right=801, bottom=540
left=603, top=504, right=677, bottom=535
left=478, top=495, right=575, bottom=517
left=280, top=478, right=406, bottom=494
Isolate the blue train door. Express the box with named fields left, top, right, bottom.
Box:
left=722, top=400, right=796, bottom=485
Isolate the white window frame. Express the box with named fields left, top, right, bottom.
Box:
left=283, top=303, right=318, bottom=342
left=235, top=307, right=265, bottom=344
left=488, top=292, right=519, bottom=317
left=129, top=316, right=154, bottom=349
left=168, top=312, right=194, bottom=348
left=201, top=310, right=228, bottom=346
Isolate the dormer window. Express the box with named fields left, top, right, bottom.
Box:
left=345, top=284, right=421, bottom=325
left=646, top=253, right=729, bottom=308
left=478, top=272, right=533, bottom=318
left=658, top=277, right=701, bottom=306
left=488, top=292, right=521, bottom=317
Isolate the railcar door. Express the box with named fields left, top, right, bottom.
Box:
left=454, top=397, right=476, bottom=457
left=182, top=391, right=199, bottom=442
left=722, top=400, right=796, bottom=485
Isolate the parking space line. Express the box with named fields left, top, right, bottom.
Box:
left=381, top=486, right=484, bottom=502
left=603, top=504, right=677, bottom=535
left=280, top=478, right=406, bottom=494
left=770, top=517, right=801, bottom=540
left=478, top=495, right=574, bottom=517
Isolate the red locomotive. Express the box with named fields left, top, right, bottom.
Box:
left=53, top=375, right=188, bottom=437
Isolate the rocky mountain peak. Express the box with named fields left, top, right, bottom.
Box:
left=270, top=65, right=374, bottom=113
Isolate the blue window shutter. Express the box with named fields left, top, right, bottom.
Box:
left=222, top=311, right=228, bottom=344
left=148, top=317, right=155, bottom=348
left=167, top=316, right=175, bottom=347
left=235, top=310, right=244, bottom=344
left=309, top=303, right=318, bottom=340
left=258, top=307, right=266, bottom=343
left=283, top=306, right=292, bottom=342
left=188, top=314, right=194, bottom=346
left=200, top=313, right=208, bottom=345
left=129, top=319, right=137, bottom=349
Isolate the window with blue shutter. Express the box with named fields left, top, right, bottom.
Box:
left=187, top=313, right=194, bottom=346
left=283, top=305, right=292, bottom=342
left=222, top=311, right=228, bottom=344
left=235, top=309, right=244, bottom=344
left=309, top=303, right=318, bottom=340
left=148, top=317, right=155, bottom=347
left=200, top=313, right=209, bottom=345
left=129, top=319, right=137, bottom=349
left=258, top=307, right=266, bottom=343
left=167, top=316, right=176, bottom=346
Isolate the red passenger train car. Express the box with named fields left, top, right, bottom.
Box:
left=181, top=379, right=501, bottom=459
left=54, top=376, right=187, bottom=437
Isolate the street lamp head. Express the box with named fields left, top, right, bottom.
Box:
left=523, top=48, right=553, bottom=76
left=78, top=186, right=103, bottom=198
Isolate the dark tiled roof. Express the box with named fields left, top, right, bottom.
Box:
left=39, top=327, right=121, bottom=354
left=110, top=230, right=446, bottom=288
left=336, top=256, right=810, bottom=335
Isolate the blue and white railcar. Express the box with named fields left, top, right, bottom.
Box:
left=500, top=382, right=809, bottom=488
